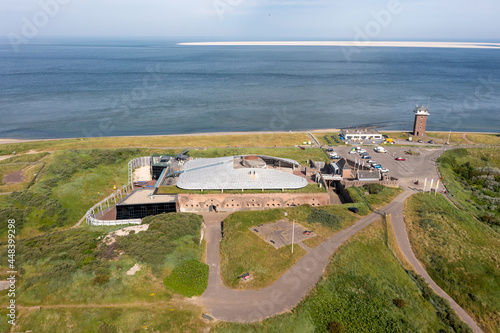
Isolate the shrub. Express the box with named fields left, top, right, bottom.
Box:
left=364, top=183, right=385, bottom=195
left=307, top=209, right=342, bottom=228
left=98, top=322, right=118, bottom=333
left=393, top=298, right=407, bottom=309
left=164, top=259, right=209, bottom=297
left=328, top=321, right=345, bottom=333
left=91, top=274, right=110, bottom=286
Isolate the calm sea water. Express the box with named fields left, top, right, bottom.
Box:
left=0, top=38, right=499, bottom=139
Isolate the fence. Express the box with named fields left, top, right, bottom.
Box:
left=85, top=156, right=151, bottom=226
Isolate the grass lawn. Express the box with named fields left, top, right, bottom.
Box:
left=11, top=303, right=209, bottom=333
left=157, top=183, right=326, bottom=195
left=0, top=152, right=50, bottom=164
left=0, top=133, right=311, bottom=155
left=347, top=185, right=404, bottom=210
left=426, top=132, right=500, bottom=145
left=0, top=213, right=207, bottom=308
left=220, top=202, right=373, bottom=290
left=438, top=147, right=500, bottom=230
left=312, top=132, right=342, bottom=146
left=189, top=147, right=328, bottom=165
left=215, top=221, right=447, bottom=333
left=404, top=193, right=500, bottom=332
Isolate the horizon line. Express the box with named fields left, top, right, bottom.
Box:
left=177, top=41, right=500, bottom=50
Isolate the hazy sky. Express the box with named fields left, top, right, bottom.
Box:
left=1, top=0, right=499, bottom=41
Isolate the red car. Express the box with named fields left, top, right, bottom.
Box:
left=395, top=157, right=406, bottom=161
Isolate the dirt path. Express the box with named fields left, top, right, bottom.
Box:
left=462, top=133, right=474, bottom=144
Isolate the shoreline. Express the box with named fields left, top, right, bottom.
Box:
left=0, top=129, right=498, bottom=145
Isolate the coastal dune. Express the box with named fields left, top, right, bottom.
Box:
left=178, top=41, right=500, bottom=49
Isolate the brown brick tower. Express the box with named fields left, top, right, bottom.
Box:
left=413, top=105, right=429, bottom=137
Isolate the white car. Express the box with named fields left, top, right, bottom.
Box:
left=358, top=149, right=367, bottom=154
left=349, top=150, right=356, bottom=154
left=368, top=160, right=377, bottom=164
left=380, top=168, right=389, bottom=173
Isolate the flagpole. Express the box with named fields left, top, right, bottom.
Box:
left=292, top=220, right=295, bottom=254
left=430, top=179, right=434, bottom=194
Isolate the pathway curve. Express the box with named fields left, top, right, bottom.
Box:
left=201, top=191, right=408, bottom=322
left=201, top=190, right=483, bottom=332
left=390, top=193, right=483, bottom=332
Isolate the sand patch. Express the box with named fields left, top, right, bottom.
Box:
left=3, top=170, right=25, bottom=184
left=126, top=263, right=142, bottom=275
left=103, top=224, right=149, bottom=245
left=134, top=165, right=151, bottom=182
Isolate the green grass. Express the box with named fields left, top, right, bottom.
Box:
left=189, top=147, right=328, bottom=165
left=215, top=221, right=447, bottom=333
left=164, top=259, right=209, bottom=297
left=404, top=193, right=500, bottom=332
left=0, top=212, right=206, bottom=306
left=12, top=304, right=209, bottom=333
left=347, top=185, right=403, bottom=210
left=0, top=152, right=50, bottom=164
left=0, top=133, right=311, bottom=155
left=157, top=183, right=326, bottom=194
left=438, top=147, right=500, bottom=230
left=220, top=203, right=371, bottom=290
left=313, top=132, right=342, bottom=146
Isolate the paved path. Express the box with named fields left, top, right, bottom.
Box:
left=390, top=192, right=483, bottom=333
left=201, top=192, right=407, bottom=322
left=200, top=191, right=483, bottom=331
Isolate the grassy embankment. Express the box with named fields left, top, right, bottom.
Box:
left=220, top=185, right=402, bottom=290
left=216, top=221, right=448, bottom=332
left=0, top=148, right=171, bottom=241
left=313, top=132, right=342, bottom=146
left=438, top=147, right=500, bottom=231
left=404, top=193, right=500, bottom=332
left=0, top=213, right=209, bottom=332
left=157, top=183, right=326, bottom=195
left=347, top=184, right=404, bottom=210
left=381, top=131, right=500, bottom=145
left=0, top=153, right=50, bottom=193
left=0, top=132, right=310, bottom=155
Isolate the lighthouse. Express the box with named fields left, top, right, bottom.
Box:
left=413, top=105, right=429, bottom=137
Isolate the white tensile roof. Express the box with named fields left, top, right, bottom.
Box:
left=176, top=156, right=307, bottom=190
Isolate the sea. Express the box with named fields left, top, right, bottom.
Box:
left=0, top=38, right=499, bottom=139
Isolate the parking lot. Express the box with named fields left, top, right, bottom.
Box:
left=328, top=145, right=445, bottom=190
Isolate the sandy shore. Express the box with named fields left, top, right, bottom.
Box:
left=0, top=129, right=498, bottom=145
left=178, top=41, right=500, bottom=49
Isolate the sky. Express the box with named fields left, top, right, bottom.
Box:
left=0, top=0, right=499, bottom=41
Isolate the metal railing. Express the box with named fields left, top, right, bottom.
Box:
left=86, top=156, right=151, bottom=226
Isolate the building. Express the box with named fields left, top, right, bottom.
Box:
left=340, top=128, right=383, bottom=142
left=413, top=105, right=430, bottom=137
left=115, top=188, right=177, bottom=219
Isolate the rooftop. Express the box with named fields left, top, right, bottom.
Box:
left=176, top=156, right=307, bottom=190
left=341, top=128, right=381, bottom=135
left=118, top=188, right=177, bottom=205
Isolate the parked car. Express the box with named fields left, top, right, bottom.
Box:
left=300, top=146, right=306, bottom=150
left=380, top=168, right=389, bottom=173
left=428, top=140, right=434, bottom=144
left=349, top=150, right=357, bottom=154
left=418, top=139, right=423, bottom=143
left=395, top=157, right=406, bottom=161
left=360, top=152, right=369, bottom=156
left=358, top=149, right=367, bottom=154
left=371, top=162, right=379, bottom=167
left=368, top=160, right=377, bottom=164
left=373, top=164, right=382, bottom=169
left=326, top=148, right=334, bottom=152
left=348, top=207, right=359, bottom=213
left=362, top=155, right=371, bottom=159
left=330, top=154, right=340, bottom=159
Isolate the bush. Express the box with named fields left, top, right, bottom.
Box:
left=164, top=259, right=209, bottom=297
left=393, top=298, right=407, bottom=309
left=307, top=209, right=342, bottom=228
left=364, top=183, right=385, bottom=195
left=328, top=321, right=345, bottom=333
left=98, top=322, right=118, bottom=333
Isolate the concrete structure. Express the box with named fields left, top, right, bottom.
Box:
left=340, top=128, right=383, bottom=142
left=115, top=188, right=177, bottom=219
left=176, top=192, right=330, bottom=213
left=357, top=170, right=381, bottom=181
left=413, top=105, right=430, bottom=137
left=176, top=156, right=307, bottom=191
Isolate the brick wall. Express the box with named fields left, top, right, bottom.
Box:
left=177, top=192, right=331, bottom=213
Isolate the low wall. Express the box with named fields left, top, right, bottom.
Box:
left=177, top=192, right=330, bottom=213
left=343, top=180, right=399, bottom=188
